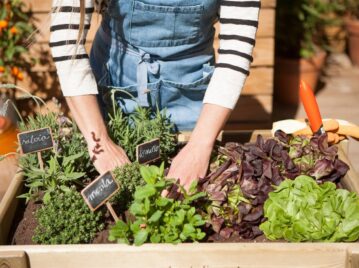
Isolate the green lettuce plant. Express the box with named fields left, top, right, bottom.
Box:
left=260, top=175, right=359, bottom=242
left=109, top=164, right=207, bottom=245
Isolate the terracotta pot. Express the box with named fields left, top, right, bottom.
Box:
left=346, top=18, right=359, bottom=66
left=274, top=51, right=327, bottom=106
left=0, top=116, right=18, bottom=155
left=324, top=25, right=347, bottom=53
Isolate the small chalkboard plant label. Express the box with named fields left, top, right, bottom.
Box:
left=17, top=127, right=54, bottom=170
left=136, top=138, right=160, bottom=164
left=81, top=171, right=120, bottom=212
left=17, top=127, right=54, bottom=154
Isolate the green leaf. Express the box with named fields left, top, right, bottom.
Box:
left=150, top=233, right=161, bottom=243
left=140, top=165, right=157, bottom=185
left=60, top=186, right=72, bottom=193
left=148, top=210, right=163, bottom=223
left=134, top=185, right=157, bottom=200
left=28, top=181, right=44, bottom=188
left=159, top=162, right=165, bottom=177
left=63, top=152, right=84, bottom=167
left=64, top=172, right=86, bottom=181
left=134, top=229, right=148, bottom=246
left=43, top=191, right=51, bottom=204
left=188, top=179, right=199, bottom=195
left=130, top=202, right=145, bottom=216
left=183, top=223, right=196, bottom=236
left=156, top=197, right=170, bottom=207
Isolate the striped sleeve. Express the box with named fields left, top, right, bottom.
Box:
left=50, top=0, right=98, bottom=96
left=203, top=0, right=261, bottom=109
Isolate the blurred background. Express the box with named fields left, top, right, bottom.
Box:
left=0, top=0, right=358, bottom=170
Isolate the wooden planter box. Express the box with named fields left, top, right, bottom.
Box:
left=0, top=131, right=359, bottom=268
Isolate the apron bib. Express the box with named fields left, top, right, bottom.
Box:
left=90, top=0, right=219, bottom=131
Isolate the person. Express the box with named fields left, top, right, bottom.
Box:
left=50, top=0, right=260, bottom=188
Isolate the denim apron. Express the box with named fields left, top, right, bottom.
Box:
left=90, top=0, right=219, bottom=131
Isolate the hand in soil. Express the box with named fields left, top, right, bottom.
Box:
left=167, top=141, right=212, bottom=190
left=89, top=135, right=131, bottom=174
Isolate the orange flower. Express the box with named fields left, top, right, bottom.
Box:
left=0, top=20, right=8, bottom=29
left=16, top=72, right=24, bottom=81
left=11, top=67, right=20, bottom=76
left=10, top=26, right=18, bottom=34
left=0, top=66, right=5, bottom=73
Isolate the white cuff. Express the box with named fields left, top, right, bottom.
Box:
left=57, top=67, right=99, bottom=96
left=203, top=68, right=247, bottom=109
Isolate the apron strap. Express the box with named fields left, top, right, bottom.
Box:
left=137, top=50, right=160, bottom=107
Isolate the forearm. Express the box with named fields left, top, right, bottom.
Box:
left=189, top=103, right=231, bottom=147
left=65, top=95, right=108, bottom=143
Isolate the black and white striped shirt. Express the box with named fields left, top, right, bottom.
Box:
left=51, top=0, right=260, bottom=109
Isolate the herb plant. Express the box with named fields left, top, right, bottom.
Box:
left=33, top=187, right=104, bottom=244
left=18, top=111, right=95, bottom=176
left=109, top=164, right=206, bottom=245
left=111, top=162, right=145, bottom=211
left=108, top=104, right=177, bottom=163
left=260, top=175, right=359, bottom=242
left=19, top=153, right=86, bottom=203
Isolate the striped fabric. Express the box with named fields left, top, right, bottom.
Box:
left=50, top=0, right=261, bottom=109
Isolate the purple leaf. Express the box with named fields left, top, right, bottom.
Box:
left=220, top=227, right=234, bottom=239
left=274, top=129, right=290, bottom=144
left=211, top=217, right=225, bottom=233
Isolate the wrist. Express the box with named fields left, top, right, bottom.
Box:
left=187, top=133, right=215, bottom=154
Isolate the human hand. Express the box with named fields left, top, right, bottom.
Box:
left=88, top=133, right=130, bottom=174
left=167, top=140, right=212, bottom=190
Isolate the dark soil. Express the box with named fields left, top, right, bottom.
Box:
left=10, top=202, right=273, bottom=245
left=11, top=200, right=39, bottom=245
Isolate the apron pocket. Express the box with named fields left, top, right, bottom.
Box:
left=159, top=65, right=214, bottom=130
left=130, top=0, right=204, bottom=47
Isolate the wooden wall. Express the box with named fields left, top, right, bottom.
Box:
left=21, top=0, right=275, bottom=129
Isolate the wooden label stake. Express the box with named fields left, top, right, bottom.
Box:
left=106, top=202, right=119, bottom=222
left=37, top=151, right=44, bottom=170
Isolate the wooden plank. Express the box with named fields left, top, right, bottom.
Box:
left=252, top=38, right=275, bottom=67
left=0, top=243, right=349, bottom=268
left=262, top=0, right=277, bottom=8
left=0, top=157, right=18, bottom=202
left=228, top=95, right=273, bottom=123
left=0, top=251, right=28, bottom=268
left=0, top=172, right=23, bottom=245
left=258, top=9, right=276, bottom=38
left=243, top=67, right=273, bottom=95
left=23, top=0, right=50, bottom=13
left=338, top=146, right=359, bottom=193
left=351, top=244, right=359, bottom=268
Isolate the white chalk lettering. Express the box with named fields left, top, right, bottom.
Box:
left=87, top=177, right=114, bottom=202
left=139, top=144, right=160, bottom=158
left=21, top=132, right=50, bottom=145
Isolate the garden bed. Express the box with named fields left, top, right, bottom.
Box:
left=0, top=130, right=359, bottom=267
